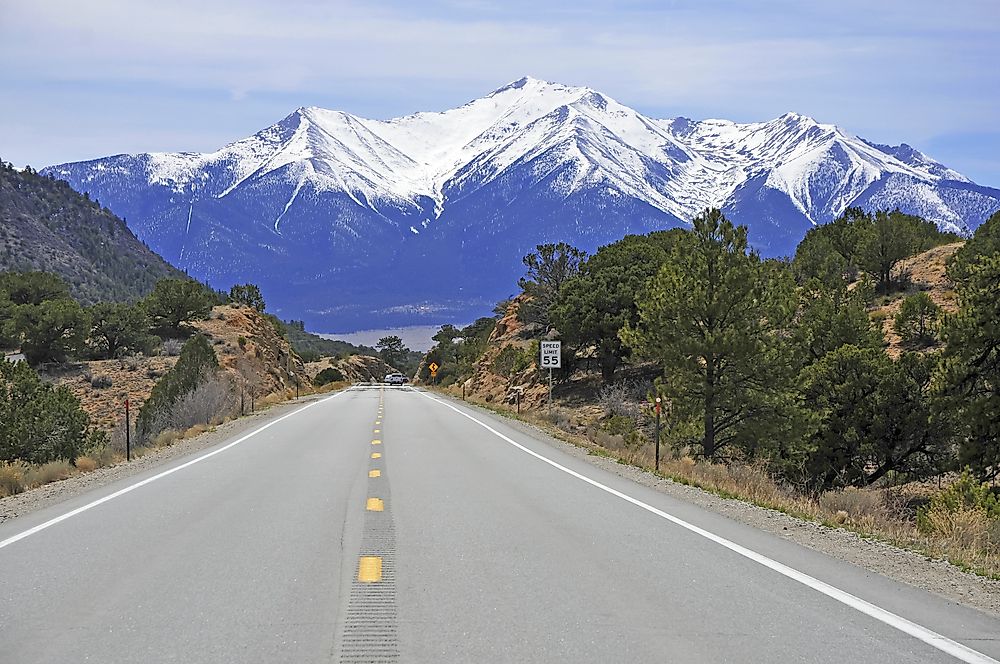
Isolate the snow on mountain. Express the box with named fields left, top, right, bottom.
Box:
left=43, top=76, right=1000, bottom=330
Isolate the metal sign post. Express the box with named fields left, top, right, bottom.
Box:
left=125, top=398, right=131, bottom=462
left=540, top=341, right=561, bottom=407
left=654, top=397, right=661, bottom=471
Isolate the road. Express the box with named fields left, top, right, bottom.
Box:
left=1, top=385, right=998, bottom=663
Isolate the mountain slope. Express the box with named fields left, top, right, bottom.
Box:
left=41, top=77, right=1000, bottom=328
left=0, top=161, right=183, bottom=303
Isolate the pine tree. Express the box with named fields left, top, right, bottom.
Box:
left=622, top=209, right=798, bottom=460
left=938, top=252, right=1000, bottom=481
left=894, top=292, right=940, bottom=346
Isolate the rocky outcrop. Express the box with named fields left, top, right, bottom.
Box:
left=456, top=296, right=550, bottom=410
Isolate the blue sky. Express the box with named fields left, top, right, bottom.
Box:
left=2, top=0, right=999, bottom=186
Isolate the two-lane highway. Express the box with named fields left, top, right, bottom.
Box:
left=1, top=386, right=998, bottom=663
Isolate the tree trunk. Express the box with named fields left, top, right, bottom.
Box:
left=599, top=352, right=617, bottom=383
left=703, top=358, right=716, bottom=459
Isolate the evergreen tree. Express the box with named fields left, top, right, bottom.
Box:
left=622, top=209, right=798, bottom=460
left=938, top=252, right=1000, bottom=481
left=0, top=358, right=99, bottom=464
left=0, top=271, right=71, bottom=306
left=552, top=231, right=687, bottom=381
left=517, top=242, right=587, bottom=328
left=13, top=299, right=89, bottom=364
left=799, top=347, right=949, bottom=490
left=228, top=283, right=266, bottom=312
left=376, top=335, right=408, bottom=369
left=88, top=302, right=154, bottom=358
left=144, top=278, right=213, bottom=334
left=894, top=292, right=940, bottom=346
left=791, top=281, right=882, bottom=365
left=136, top=334, right=219, bottom=441
left=948, top=209, right=1000, bottom=283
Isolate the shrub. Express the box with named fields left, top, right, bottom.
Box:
left=0, top=462, right=26, bottom=496
left=313, top=366, right=344, bottom=386
left=74, top=456, right=97, bottom=472
left=161, top=339, right=183, bottom=356
left=137, top=334, right=220, bottom=442
left=894, top=292, right=940, bottom=345
left=90, top=374, right=113, bottom=389
left=24, top=460, right=73, bottom=487
left=917, top=471, right=1000, bottom=533
left=148, top=372, right=235, bottom=434
left=1, top=358, right=97, bottom=464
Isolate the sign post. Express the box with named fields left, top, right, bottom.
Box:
left=654, top=397, right=661, bottom=471
left=428, top=362, right=440, bottom=384
left=125, top=398, right=131, bottom=462
left=539, top=341, right=561, bottom=407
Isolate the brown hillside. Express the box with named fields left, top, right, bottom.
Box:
left=45, top=304, right=305, bottom=432
left=871, top=241, right=962, bottom=358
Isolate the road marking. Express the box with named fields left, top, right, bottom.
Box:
left=418, top=391, right=998, bottom=664
left=366, top=498, right=384, bottom=512
left=358, top=556, right=382, bottom=582
left=372, top=439, right=382, bottom=445
left=371, top=452, right=382, bottom=459
left=374, top=429, right=381, bottom=433
left=0, top=391, right=348, bottom=552
left=375, top=420, right=381, bottom=425
left=369, top=470, right=381, bottom=478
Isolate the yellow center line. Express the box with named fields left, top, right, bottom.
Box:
left=369, top=469, right=381, bottom=478
left=372, top=439, right=381, bottom=445
left=358, top=556, right=382, bottom=582
left=374, top=429, right=380, bottom=434
left=366, top=497, right=384, bottom=511
left=371, top=452, right=381, bottom=459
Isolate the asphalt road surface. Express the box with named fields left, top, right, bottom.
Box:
left=2, top=386, right=998, bottom=663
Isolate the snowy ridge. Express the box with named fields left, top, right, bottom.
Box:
left=42, top=76, right=1000, bottom=330
left=89, top=76, right=981, bottom=233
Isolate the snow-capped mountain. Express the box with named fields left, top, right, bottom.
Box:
left=43, top=77, right=1000, bottom=330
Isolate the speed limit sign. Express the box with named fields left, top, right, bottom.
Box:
left=540, top=341, right=561, bottom=369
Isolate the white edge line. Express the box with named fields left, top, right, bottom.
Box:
left=0, top=390, right=348, bottom=551
left=419, top=391, right=998, bottom=664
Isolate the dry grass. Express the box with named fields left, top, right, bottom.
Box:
left=0, top=462, right=27, bottom=497
left=151, top=429, right=182, bottom=449
left=74, top=456, right=98, bottom=472
left=23, top=460, right=74, bottom=488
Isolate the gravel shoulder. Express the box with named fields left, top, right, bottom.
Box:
left=444, top=393, right=1000, bottom=619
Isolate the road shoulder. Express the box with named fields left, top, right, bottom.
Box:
left=437, top=391, right=1000, bottom=619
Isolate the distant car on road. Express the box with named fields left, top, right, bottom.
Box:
left=384, top=373, right=406, bottom=385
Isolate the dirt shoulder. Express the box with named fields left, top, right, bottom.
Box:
left=439, top=392, right=1000, bottom=618
left=0, top=393, right=331, bottom=525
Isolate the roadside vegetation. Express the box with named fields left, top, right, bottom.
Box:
left=0, top=272, right=356, bottom=497
left=427, top=207, right=1000, bottom=577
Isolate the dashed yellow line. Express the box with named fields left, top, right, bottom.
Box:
left=366, top=497, right=384, bottom=511
left=371, top=452, right=381, bottom=459
left=372, top=439, right=381, bottom=445
left=374, top=429, right=380, bottom=434
left=358, top=556, right=382, bottom=582
left=369, top=469, right=381, bottom=478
